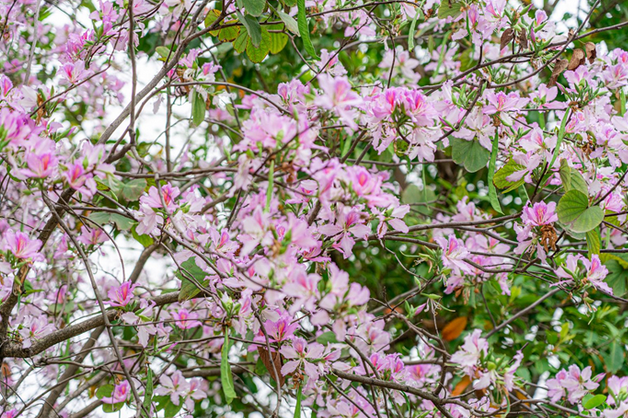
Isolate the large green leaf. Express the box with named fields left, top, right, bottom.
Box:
left=237, top=13, right=262, bottom=47
left=493, top=158, right=526, bottom=192
left=559, top=159, right=588, bottom=195
left=586, top=227, right=600, bottom=258
left=176, top=257, right=210, bottom=302
left=269, top=31, right=288, bottom=54
left=88, top=211, right=135, bottom=231
left=246, top=29, right=271, bottom=63
left=438, top=0, right=463, bottom=19
left=121, top=179, right=147, bottom=201
left=583, top=394, right=606, bottom=410
left=242, top=0, right=265, bottom=16
left=603, top=254, right=628, bottom=296
left=556, top=190, right=603, bottom=233
left=451, top=138, right=490, bottom=173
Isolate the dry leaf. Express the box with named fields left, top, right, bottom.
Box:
left=518, top=30, right=528, bottom=49
left=567, top=49, right=586, bottom=71
left=500, top=28, right=515, bottom=50
left=442, top=317, right=468, bottom=341
left=585, top=42, right=596, bottom=63
left=549, top=59, right=569, bottom=87
left=257, top=346, right=286, bottom=386
left=452, top=375, right=471, bottom=396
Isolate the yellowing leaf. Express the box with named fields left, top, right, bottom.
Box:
left=442, top=317, right=468, bottom=341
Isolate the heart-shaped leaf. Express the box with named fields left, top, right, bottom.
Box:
left=451, top=137, right=490, bottom=173
left=557, top=190, right=604, bottom=233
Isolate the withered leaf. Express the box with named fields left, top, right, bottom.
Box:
left=257, top=346, right=286, bottom=386
left=452, top=375, right=471, bottom=396
left=500, top=28, right=515, bottom=50
left=549, top=59, right=569, bottom=87
left=585, top=42, right=596, bottom=63
left=518, top=29, right=528, bottom=50
left=567, top=48, right=586, bottom=71
left=442, top=317, right=468, bottom=341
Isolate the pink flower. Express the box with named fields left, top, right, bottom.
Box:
left=522, top=202, right=558, bottom=226
left=20, top=152, right=58, bottom=178
left=556, top=254, right=612, bottom=294
left=2, top=230, right=42, bottom=260
left=172, top=308, right=202, bottom=329
left=318, top=207, right=371, bottom=259
left=60, top=61, right=91, bottom=84
left=314, top=74, right=363, bottom=130
left=257, top=313, right=298, bottom=344
left=279, top=337, right=325, bottom=379
left=583, top=255, right=611, bottom=294
left=102, top=380, right=131, bottom=404
left=19, top=316, right=55, bottom=348
left=402, top=89, right=437, bottom=126
left=154, top=370, right=189, bottom=406
left=546, top=365, right=602, bottom=404
left=141, top=184, right=180, bottom=211
left=450, top=329, right=488, bottom=375
left=77, top=225, right=109, bottom=246
left=483, top=90, right=528, bottom=115
left=435, top=235, right=470, bottom=273
left=108, top=282, right=138, bottom=307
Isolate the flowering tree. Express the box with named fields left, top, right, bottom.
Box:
left=3, top=0, right=628, bottom=416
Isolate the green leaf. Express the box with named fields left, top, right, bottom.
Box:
left=316, top=331, right=338, bottom=344
left=297, top=0, right=319, bottom=59
left=548, top=110, right=570, bottom=171
left=218, top=23, right=241, bottom=41
left=233, top=31, right=249, bottom=53
left=294, top=385, right=302, bottom=418
left=246, top=29, right=271, bottom=63
left=142, top=368, right=154, bottom=418
left=221, top=331, right=237, bottom=404
left=265, top=160, right=274, bottom=211
left=408, top=14, right=418, bottom=50
left=88, top=212, right=134, bottom=231
left=121, top=179, right=147, bottom=201
left=556, top=190, right=604, bottom=233
left=605, top=340, right=624, bottom=373
left=493, top=159, right=526, bottom=193
left=559, top=159, right=588, bottom=195
left=102, top=402, right=125, bottom=413
left=583, top=394, right=606, bottom=410
left=177, top=257, right=210, bottom=302
left=269, top=31, right=288, bottom=54
left=402, top=184, right=436, bottom=215
left=96, top=384, right=114, bottom=399
left=487, top=133, right=503, bottom=214
left=242, top=0, right=265, bottom=16
left=191, top=90, right=206, bottom=126
left=438, top=0, right=463, bottom=19
left=451, top=138, right=490, bottom=173
left=155, top=46, right=171, bottom=60
left=603, top=255, right=628, bottom=296
left=132, top=225, right=154, bottom=248
left=155, top=395, right=183, bottom=418
left=204, top=9, right=221, bottom=35
left=276, top=10, right=299, bottom=35
left=237, top=13, right=262, bottom=47
left=586, top=227, right=600, bottom=258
